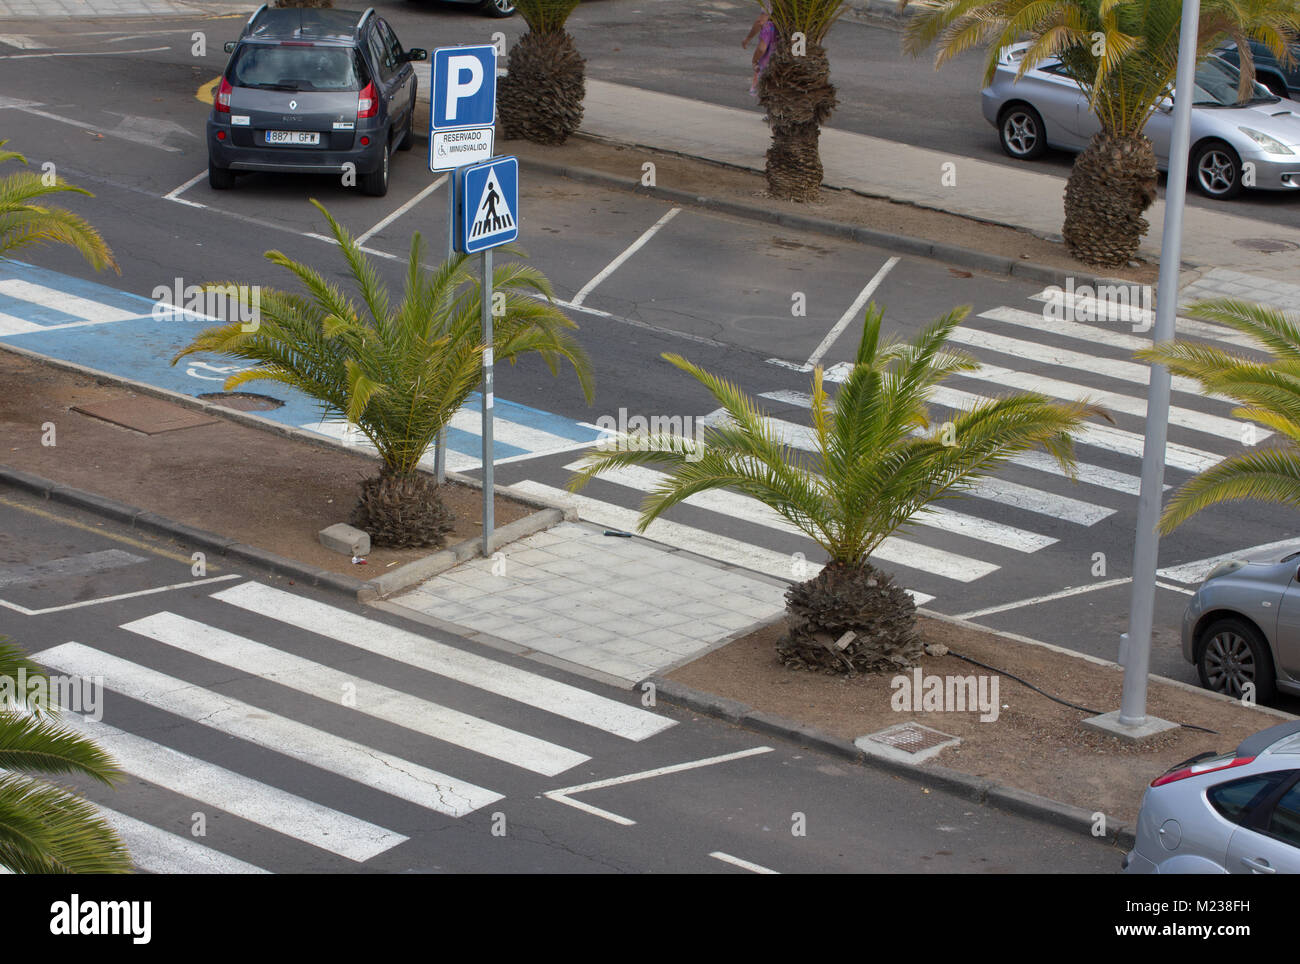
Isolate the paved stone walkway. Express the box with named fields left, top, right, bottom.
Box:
left=394, top=522, right=786, bottom=685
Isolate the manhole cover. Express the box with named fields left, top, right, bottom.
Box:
left=867, top=722, right=957, bottom=754
left=1232, top=238, right=1299, bottom=253
left=197, top=392, right=284, bottom=412
left=72, top=397, right=219, bottom=435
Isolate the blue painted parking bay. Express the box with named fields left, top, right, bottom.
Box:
left=0, top=259, right=603, bottom=469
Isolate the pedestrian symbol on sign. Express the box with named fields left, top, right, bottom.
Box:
left=469, top=169, right=514, bottom=241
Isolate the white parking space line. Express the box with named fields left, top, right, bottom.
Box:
left=571, top=207, right=681, bottom=307
left=953, top=578, right=1132, bottom=619
left=709, top=851, right=779, bottom=874
left=0, top=47, right=170, bottom=60
left=806, top=256, right=899, bottom=368
left=356, top=175, right=447, bottom=246
left=0, top=574, right=241, bottom=616
left=0, top=279, right=139, bottom=323
left=544, top=747, right=774, bottom=826
left=3, top=102, right=182, bottom=152
left=1157, top=538, right=1300, bottom=585
left=164, top=169, right=207, bottom=204
left=0, top=35, right=48, bottom=49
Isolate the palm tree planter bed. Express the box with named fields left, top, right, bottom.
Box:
left=665, top=615, right=1287, bottom=827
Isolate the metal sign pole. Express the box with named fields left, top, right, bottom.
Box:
left=434, top=174, right=453, bottom=485
left=481, top=247, right=494, bottom=556
left=1119, top=0, right=1200, bottom=728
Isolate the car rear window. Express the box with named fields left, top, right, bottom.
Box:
left=230, top=44, right=367, bottom=92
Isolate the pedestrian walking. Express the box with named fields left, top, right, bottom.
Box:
left=742, top=3, right=777, bottom=97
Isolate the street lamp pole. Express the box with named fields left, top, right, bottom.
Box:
left=1119, top=0, right=1201, bottom=727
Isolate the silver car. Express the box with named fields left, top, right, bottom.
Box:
left=982, top=42, right=1300, bottom=199
left=1182, top=547, right=1300, bottom=703
left=1125, top=720, right=1300, bottom=873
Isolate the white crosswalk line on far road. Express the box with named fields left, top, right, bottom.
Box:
left=211, top=582, right=676, bottom=741
left=37, top=643, right=503, bottom=818
left=122, top=611, right=591, bottom=777
left=94, top=806, right=271, bottom=875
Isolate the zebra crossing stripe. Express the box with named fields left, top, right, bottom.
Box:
left=960, top=364, right=1262, bottom=443
left=1025, top=289, right=1266, bottom=351
left=563, top=459, right=1032, bottom=565
left=211, top=582, right=676, bottom=741
left=122, top=612, right=591, bottom=777
left=506, top=481, right=937, bottom=606
left=564, top=460, right=1053, bottom=553
left=56, top=714, right=405, bottom=861
left=740, top=401, right=1116, bottom=522
left=0, top=279, right=139, bottom=324
left=36, top=643, right=503, bottom=818
left=93, top=805, right=271, bottom=874
left=943, top=327, right=1213, bottom=398
left=925, top=385, right=1223, bottom=474
left=979, top=306, right=1155, bottom=352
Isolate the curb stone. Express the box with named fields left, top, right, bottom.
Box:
left=649, top=675, right=1136, bottom=850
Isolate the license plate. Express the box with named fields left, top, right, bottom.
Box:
left=265, top=130, right=320, bottom=146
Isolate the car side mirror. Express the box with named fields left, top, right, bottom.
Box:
left=224, top=41, right=236, bottom=53
left=404, top=48, right=428, bottom=62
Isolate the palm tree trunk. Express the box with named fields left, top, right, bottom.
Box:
left=499, top=30, right=586, bottom=146
left=1062, top=132, right=1158, bottom=267
left=758, top=38, right=837, bottom=201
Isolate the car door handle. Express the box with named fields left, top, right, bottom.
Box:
left=1240, top=856, right=1276, bottom=873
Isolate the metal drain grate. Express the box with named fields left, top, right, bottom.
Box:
left=867, top=722, right=956, bottom=754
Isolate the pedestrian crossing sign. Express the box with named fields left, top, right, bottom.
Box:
left=457, top=156, right=519, bottom=254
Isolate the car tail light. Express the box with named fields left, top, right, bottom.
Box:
left=215, top=76, right=232, bottom=114
left=357, top=82, right=377, bottom=119
left=1151, top=755, right=1255, bottom=787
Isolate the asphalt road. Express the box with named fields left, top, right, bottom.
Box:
left=0, top=491, right=1121, bottom=873
left=0, top=10, right=1297, bottom=700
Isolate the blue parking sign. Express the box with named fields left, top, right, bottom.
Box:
left=458, top=157, right=518, bottom=254
left=431, top=45, right=497, bottom=130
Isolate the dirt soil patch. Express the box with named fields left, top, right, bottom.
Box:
left=0, top=351, right=533, bottom=577
left=510, top=135, right=1160, bottom=286
left=668, top=615, right=1289, bottom=825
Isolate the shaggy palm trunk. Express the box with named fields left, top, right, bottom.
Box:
left=1062, top=132, right=1158, bottom=267
left=757, top=38, right=837, bottom=201
left=351, top=470, right=455, bottom=549
left=778, top=562, right=923, bottom=674
left=499, top=31, right=586, bottom=146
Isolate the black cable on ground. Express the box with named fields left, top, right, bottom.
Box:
left=945, top=649, right=1219, bottom=736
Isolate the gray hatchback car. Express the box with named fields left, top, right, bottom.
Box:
left=1182, top=546, right=1300, bottom=703
left=1125, top=720, right=1300, bottom=873
left=207, top=5, right=427, bottom=197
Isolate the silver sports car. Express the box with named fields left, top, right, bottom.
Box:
left=982, top=42, right=1300, bottom=199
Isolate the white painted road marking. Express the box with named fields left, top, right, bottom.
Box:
left=545, top=746, right=775, bottom=825
left=1157, top=538, right=1300, bottom=585
left=123, top=611, right=591, bottom=777
left=36, top=643, right=503, bottom=818
left=94, top=805, right=272, bottom=875
left=212, top=582, right=676, bottom=741
left=57, top=715, right=407, bottom=862
left=806, top=256, right=899, bottom=368
left=0, top=574, right=241, bottom=616
left=356, top=175, right=447, bottom=246
left=571, top=207, right=681, bottom=307
left=710, top=851, right=779, bottom=874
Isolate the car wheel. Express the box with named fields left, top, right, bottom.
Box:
left=208, top=159, right=235, bottom=191
left=997, top=104, right=1047, bottom=160
left=479, top=0, right=515, bottom=17
left=1198, top=617, right=1276, bottom=703
left=360, top=138, right=390, bottom=197
left=397, top=108, right=414, bottom=152
left=1192, top=141, right=1243, bottom=200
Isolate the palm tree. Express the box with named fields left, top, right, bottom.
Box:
left=0, top=141, right=116, bottom=272
left=1137, top=299, right=1300, bottom=532
left=0, top=638, right=131, bottom=873
left=757, top=0, right=848, bottom=201
left=173, top=200, right=594, bottom=548
left=901, top=0, right=1300, bottom=267
left=499, top=0, right=586, bottom=145
left=569, top=304, right=1103, bottom=672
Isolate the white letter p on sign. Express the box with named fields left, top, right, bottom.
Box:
left=446, top=55, right=484, bottom=121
